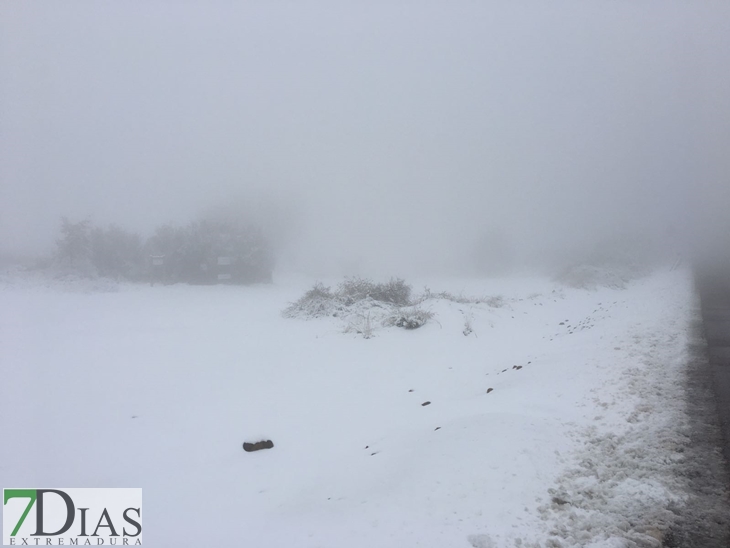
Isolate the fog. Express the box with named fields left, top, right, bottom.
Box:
left=2, top=2, right=729, bottom=276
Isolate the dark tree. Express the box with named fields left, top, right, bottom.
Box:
left=90, top=225, right=144, bottom=279
left=56, top=217, right=92, bottom=265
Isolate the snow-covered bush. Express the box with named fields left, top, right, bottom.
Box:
left=555, top=264, right=634, bottom=290
left=484, top=295, right=505, bottom=308
left=285, top=278, right=414, bottom=319
left=416, top=288, right=504, bottom=308
left=284, top=278, right=430, bottom=335
left=554, top=235, right=657, bottom=290
left=283, top=283, right=343, bottom=319
left=344, top=311, right=375, bottom=338
left=338, top=277, right=411, bottom=306
left=384, top=306, right=434, bottom=330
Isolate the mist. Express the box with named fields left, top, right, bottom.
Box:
left=2, top=2, right=729, bottom=276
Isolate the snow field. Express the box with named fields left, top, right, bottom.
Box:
left=0, top=268, right=700, bottom=546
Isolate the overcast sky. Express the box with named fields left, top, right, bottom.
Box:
left=2, top=2, right=729, bottom=275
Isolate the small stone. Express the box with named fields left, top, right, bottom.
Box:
left=421, top=401, right=431, bottom=406
left=487, top=388, right=494, bottom=394
left=434, top=427, right=441, bottom=431
left=243, top=440, right=274, bottom=452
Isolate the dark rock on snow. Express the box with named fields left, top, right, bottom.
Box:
left=243, top=440, right=274, bottom=452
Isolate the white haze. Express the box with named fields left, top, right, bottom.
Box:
left=1, top=2, right=729, bottom=276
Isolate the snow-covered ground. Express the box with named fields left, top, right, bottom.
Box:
left=0, top=267, right=708, bottom=546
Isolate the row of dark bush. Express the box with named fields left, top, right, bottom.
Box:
left=55, top=217, right=274, bottom=284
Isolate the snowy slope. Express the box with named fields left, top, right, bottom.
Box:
left=0, top=268, right=702, bottom=546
